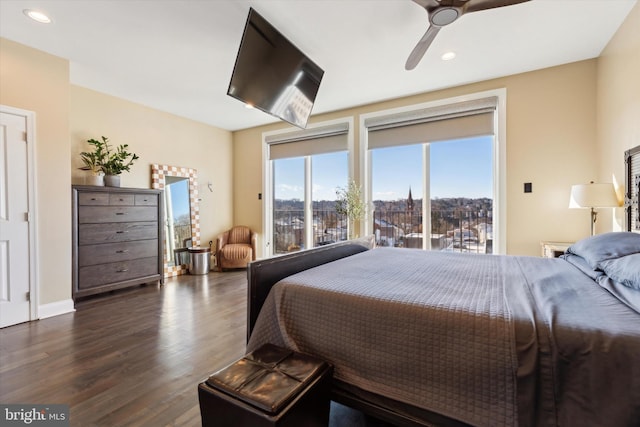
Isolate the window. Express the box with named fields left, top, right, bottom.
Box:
left=371, top=144, right=423, bottom=248
left=273, top=157, right=305, bottom=252
left=312, top=152, right=348, bottom=246
left=264, top=119, right=353, bottom=256
left=370, top=137, right=493, bottom=252
left=362, top=91, right=506, bottom=253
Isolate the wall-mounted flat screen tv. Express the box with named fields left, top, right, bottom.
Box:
left=227, top=8, right=324, bottom=129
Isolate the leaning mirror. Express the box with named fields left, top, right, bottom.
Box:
left=151, top=164, right=200, bottom=278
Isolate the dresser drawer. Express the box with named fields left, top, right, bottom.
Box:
left=78, top=206, right=158, bottom=223
left=109, top=193, right=135, bottom=205
left=135, top=194, right=158, bottom=206
left=79, top=240, right=159, bottom=266
left=78, top=257, right=160, bottom=289
left=78, top=192, right=110, bottom=206
left=79, top=222, right=158, bottom=244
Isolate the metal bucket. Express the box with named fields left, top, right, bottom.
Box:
left=188, top=247, right=211, bottom=275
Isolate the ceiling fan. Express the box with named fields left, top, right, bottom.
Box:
left=405, top=0, right=531, bottom=70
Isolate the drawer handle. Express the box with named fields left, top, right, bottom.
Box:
left=116, top=250, right=129, bottom=253
left=115, top=231, right=129, bottom=234
left=91, top=198, right=97, bottom=201
left=117, top=269, right=129, bottom=273
left=115, top=212, right=128, bottom=215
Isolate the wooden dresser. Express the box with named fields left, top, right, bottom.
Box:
left=72, top=185, right=164, bottom=300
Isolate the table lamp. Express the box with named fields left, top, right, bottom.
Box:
left=569, top=182, right=619, bottom=236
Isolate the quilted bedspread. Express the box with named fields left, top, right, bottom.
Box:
left=248, top=248, right=521, bottom=426
left=247, top=247, right=640, bottom=427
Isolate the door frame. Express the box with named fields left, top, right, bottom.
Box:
left=1, top=104, right=39, bottom=322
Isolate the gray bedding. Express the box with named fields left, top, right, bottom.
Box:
left=247, top=247, right=640, bottom=427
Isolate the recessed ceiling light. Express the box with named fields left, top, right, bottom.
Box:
left=245, top=103, right=255, bottom=109
left=441, top=52, right=456, bottom=61
left=23, top=9, right=52, bottom=24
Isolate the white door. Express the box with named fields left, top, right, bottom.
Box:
left=0, top=109, right=33, bottom=327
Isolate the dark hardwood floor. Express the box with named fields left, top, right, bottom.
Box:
left=0, top=272, right=248, bottom=426
left=0, top=271, right=390, bottom=427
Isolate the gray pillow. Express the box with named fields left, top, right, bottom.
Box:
left=566, top=232, right=640, bottom=269
left=561, top=253, right=606, bottom=281
left=600, top=253, right=640, bottom=291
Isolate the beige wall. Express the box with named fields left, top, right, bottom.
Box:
left=0, top=38, right=71, bottom=305
left=70, top=85, right=234, bottom=248
left=233, top=60, right=600, bottom=257
left=596, top=2, right=640, bottom=232
left=0, top=2, right=635, bottom=309
left=1, top=38, right=234, bottom=311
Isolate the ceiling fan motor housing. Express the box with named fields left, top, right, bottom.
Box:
left=430, top=7, right=460, bottom=26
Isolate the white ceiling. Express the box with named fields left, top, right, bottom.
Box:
left=0, top=0, right=636, bottom=131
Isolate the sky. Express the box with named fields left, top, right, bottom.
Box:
left=274, top=136, right=493, bottom=201
left=166, top=178, right=191, bottom=220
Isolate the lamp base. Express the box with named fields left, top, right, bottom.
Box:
left=590, top=208, right=598, bottom=236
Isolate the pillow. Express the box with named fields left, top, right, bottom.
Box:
left=566, top=232, right=640, bottom=269
left=600, top=253, right=640, bottom=291
left=560, top=253, right=605, bottom=281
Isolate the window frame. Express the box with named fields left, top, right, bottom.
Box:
left=359, top=89, right=507, bottom=254
left=262, top=117, right=355, bottom=257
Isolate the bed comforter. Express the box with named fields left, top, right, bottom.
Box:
left=247, top=246, right=640, bottom=427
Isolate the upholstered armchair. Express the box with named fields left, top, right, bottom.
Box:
left=215, top=226, right=257, bottom=271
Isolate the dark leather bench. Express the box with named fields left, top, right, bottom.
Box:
left=198, top=344, right=333, bottom=427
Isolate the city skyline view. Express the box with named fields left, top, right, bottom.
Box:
left=167, top=136, right=494, bottom=221
left=274, top=136, right=493, bottom=202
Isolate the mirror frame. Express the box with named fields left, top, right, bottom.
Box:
left=151, top=164, right=200, bottom=278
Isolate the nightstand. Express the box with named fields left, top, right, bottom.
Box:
left=540, top=241, right=573, bottom=258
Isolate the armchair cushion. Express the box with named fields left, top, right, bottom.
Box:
left=216, top=226, right=256, bottom=271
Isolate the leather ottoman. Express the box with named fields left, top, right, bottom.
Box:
left=198, top=344, right=333, bottom=427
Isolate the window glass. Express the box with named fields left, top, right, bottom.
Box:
left=371, top=144, right=423, bottom=248
left=272, top=152, right=348, bottom=254
left=312, top=151, right=348, bottom=246
left=273, top=157, right=304, bottom=253
left=370, top=136, right=493, bottom=253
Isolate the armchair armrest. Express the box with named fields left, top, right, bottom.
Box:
left=216, top=231, right=229, bottom=252
left=250, top=231, right=257, bottom=261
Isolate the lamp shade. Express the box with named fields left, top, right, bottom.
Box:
left=569, top=183, right=619, bottom=208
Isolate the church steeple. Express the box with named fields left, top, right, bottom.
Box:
left=406, top=187, right=415, bottom=236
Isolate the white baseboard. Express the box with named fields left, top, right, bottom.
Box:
left=38, top=299, right=75, bottom=319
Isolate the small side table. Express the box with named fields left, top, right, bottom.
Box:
left=540, top=241, right=573, bottom=258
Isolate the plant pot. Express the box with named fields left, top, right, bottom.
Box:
left=85, top=173, right=105, bottom=186
left=105, top=175, right=121, bottom=187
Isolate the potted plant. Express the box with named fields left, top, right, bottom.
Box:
left=335, top=179, right=366, bottom=240
left=100, top=137, right=139, bottom=187
left=79, top=137, right=108, bottom=186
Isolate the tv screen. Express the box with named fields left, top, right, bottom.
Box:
left=227, top=8, right=324, bottom=129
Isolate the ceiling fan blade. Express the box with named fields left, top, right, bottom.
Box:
left=411, top=0, right=441, bottom=8
left=405, top=25, right=440, bottom=70
left=465, top=0, right=530, bottom=14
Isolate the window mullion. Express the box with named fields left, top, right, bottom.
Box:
left=266, top=159, right=274, bottom=257
left=423, top=144, right=431, bottom=250
left=304, top=156, right=313, bottom=249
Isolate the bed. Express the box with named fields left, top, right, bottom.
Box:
left=246, top=233, right=640, bottom=427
